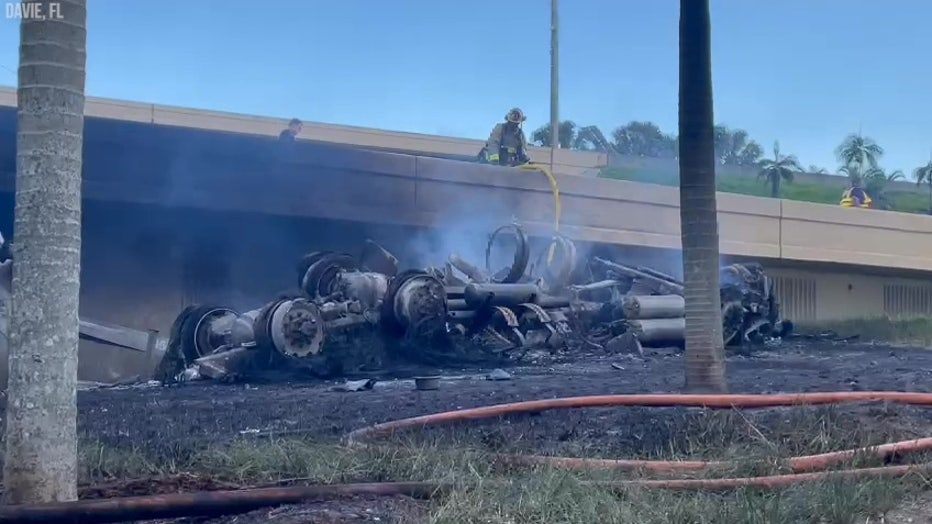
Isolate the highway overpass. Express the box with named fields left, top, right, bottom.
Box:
left=0, top=87, right=607, bottom=176
left=0, top=89, right=931, bottom=339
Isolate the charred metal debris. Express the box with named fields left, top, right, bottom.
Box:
left=158, top=224, right=792, bottom=382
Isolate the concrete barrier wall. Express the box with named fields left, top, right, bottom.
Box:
left=411, top=157, right=932, bottom=272
left=0, top=87, right=607, bottom=176
left=81, top=139, right=932, bottom=273
left=2, top=101, right=930, bottom=272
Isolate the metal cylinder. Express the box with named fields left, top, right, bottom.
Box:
left=335, top=271, right=389, bottom=309
left=535, top=295, right=571, bottom=309
left=626, top=318, right=686, bottom=344
left=228, top=315, right=257, bottom=347
left=447, top=310, right=475, bottom=320
left=622, top=295, right=686, bottom=319
left=318, top=301, right=350, bottom=321
left=446, top=299, right=469, bottom=311
left=463, top=283, right=540, bottom=309
left=449, top=254, right=488, bottom=283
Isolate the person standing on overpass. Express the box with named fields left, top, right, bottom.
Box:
left=279, top=118, right=303, bottom=141
left=480, top=108, right=531, bottom=166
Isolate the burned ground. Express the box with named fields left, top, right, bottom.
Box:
left=8, top=339, right=932, bottom=523
left=76, top=340, right=932, bottom=457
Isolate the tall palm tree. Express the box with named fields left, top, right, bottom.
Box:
left=756, top=141, right=802, bottom=198
left=678, top=0, right=726, bottom=393
left=838, top=163, right=865, bottom=186
left=865, top=168, right=904, bottom=210
left=913, top=160, right=932, bottom=215
left=4, top=0, right=87, bottom=504
left=835, top=134, right=884, bottom=173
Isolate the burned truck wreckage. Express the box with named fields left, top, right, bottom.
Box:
left=158, top=224, right=792, bottom=382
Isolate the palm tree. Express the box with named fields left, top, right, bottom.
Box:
left=835, top=134, right=884, bottom=173
left=838, top=163, right=865, bottom=186
left=4, top=0, right=87, bottom=504
left=913, top=160, right=932, bottom=215
left=864, top=168, right=904, bottom=210
left=678, top=0, right=726, bottom=393
left=756, top=141, right=802, bottom=198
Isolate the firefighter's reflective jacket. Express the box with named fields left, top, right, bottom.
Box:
left=840, top=187, right=872, bottom=208
left=482, top=122, right=530, bottom=166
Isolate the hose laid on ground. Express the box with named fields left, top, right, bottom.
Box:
left=346, top=391, right=932, bottom=478
left=495, top=436, right=932, bottom=474
left=346, top=391, right=932, bottom=442
left=2, top=466, right=929, bottom=524
left=0, top=482, right=447, bottom=524
left=7, top=391, right=932, bottom=524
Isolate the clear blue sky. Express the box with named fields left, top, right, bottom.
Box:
left=0, top=0, right=930, bottom=172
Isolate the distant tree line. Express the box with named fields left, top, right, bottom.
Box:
left=532, top=120, right=932, bottom=213
left=531, top=120, right=763, bottom=167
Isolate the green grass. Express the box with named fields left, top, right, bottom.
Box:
left=797, top=317, right=932, bottom=346
left=599, top=166, right=932, bottom=214
left=47, top=406, right=932, bottom=523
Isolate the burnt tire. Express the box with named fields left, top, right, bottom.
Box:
left=177, top=304, right=232, bottom=365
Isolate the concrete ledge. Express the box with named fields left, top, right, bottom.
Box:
left=1, top=95, right=930, bottom=274
left=0, top=86, right=607, bottom=176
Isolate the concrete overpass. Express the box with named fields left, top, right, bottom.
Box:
left=0, top=87, right=607, bottom=176
left=0, top=88, right=931, bottom=343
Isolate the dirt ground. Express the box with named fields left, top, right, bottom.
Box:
left=78, top=340, right=932, bottom=452
left=51, top=339, right=932, bottom=522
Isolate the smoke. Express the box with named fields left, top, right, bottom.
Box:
left=403, top=207, right=513, bottom=271
left=100, top=117, right=704, bottom=330
left=396, top=162, right=694, bottom=281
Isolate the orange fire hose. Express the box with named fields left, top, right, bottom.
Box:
left=5, top=391, right=932, bottom=523
left=1, top=466, right=929, bottom=523
left=346, top=391, right=932, bottom=442
left=495, top=436, right=932, bottom=474
left=346, top=392, right=932, bottom=477
left=0, top=482, right=447, bottom=524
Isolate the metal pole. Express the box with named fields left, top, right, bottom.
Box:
left=549, top=0, right=559, bottom=171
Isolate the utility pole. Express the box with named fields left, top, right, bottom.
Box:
left=549, top=0, right=560, bottom=171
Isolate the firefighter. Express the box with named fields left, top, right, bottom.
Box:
left=480, top=108, right=531, bottom=166
left=839, top=183, right=872, bottom=208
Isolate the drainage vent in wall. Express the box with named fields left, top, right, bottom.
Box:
left=773, top=276, right=818, bottom=322
left=883, top=284, right=932, bottom=318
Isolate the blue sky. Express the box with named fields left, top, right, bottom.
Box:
left=0, top=0, right=930, bottom=172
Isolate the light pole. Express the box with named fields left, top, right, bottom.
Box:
left=549, top=0, right=560, bottom=171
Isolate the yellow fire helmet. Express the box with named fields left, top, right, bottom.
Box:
left=839, top=187, right=872, bottom=208
left=505, top=107, right=527, bottom=123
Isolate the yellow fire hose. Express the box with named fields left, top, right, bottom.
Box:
left=517, top=163, right=562, bottom=265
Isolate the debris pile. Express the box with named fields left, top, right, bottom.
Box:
left=158, top=223, right=791, bottom=382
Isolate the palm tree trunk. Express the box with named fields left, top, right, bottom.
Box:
left=4, top=0, right=87, bottom=504
left=678, top=0, right=727, bottom=393
left=771, top=176, right=780, bottom=198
